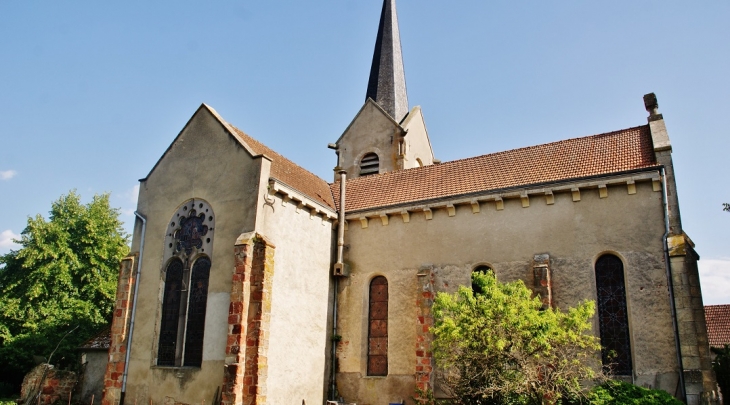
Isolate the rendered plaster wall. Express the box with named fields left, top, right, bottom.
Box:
left=336, top=100, right=403, bottom=179
left=259, top=193, right=335, bottom=404
left=336, top=180, right=682, bottom=404
left=124, top=106, right=268, bottom=405
left=400, top=106, right=434, bottom=169
left=79, top=351, right=108, bottom=404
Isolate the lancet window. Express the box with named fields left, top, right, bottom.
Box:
left=595, top=254, right=633, bottom=376
left=368, top=276, right=388, bottom=376
left=157, top=199, right=215, bottom=367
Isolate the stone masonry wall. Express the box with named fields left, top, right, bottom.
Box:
left=222, top=233, right=275, bottom=405
left=19, top=364, right=77, bottom=405
left=414, top=269, right=435, bottom=398
left=101, top=254, right=138, bottom=405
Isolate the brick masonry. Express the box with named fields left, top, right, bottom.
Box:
left=415, top=269, right=435, bottom=397
left=18, top=364, right=77, bottom=405
left=532, top=254, right=552, bottom=309
left=101, top=254, right=138, bottom=405
left=222, top=233, right=275, bottom=405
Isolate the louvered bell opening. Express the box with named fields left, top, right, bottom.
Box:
left=360, top=153, right=380, bottom=176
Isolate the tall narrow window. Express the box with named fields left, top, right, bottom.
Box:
left=157, top=199, right=215, bottom=367
left=368, top=276, right=388, bottom=376
left=360, top=153, right=380, bottom=176
left=595, top=254, right=633, bottom=376
left=183, top=256, right=211, bottom=367
left=158, top=259, right=184, bottom=366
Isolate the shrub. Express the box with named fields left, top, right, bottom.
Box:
left=582, top=380, right=682, bottom=405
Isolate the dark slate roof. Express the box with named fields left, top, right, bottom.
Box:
left=366, top=0, right=409, bottom=122
left=331, top=125, right=657, bottom=212
left=705, top=304, right=730, bottom=348
left=79, top=328, right=111, bottom=351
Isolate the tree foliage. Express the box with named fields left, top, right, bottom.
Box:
left=0, top=191, right=129, bottom=389
left=712, top=345, right=730, bottom=405
left=580, top=380, right=682, bottom=405
left=431, top=272, right=602, bottom=405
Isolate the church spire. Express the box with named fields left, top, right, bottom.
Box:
left=366, top=0, right=409, bottom=122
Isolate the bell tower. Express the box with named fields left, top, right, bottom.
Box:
left=332, top=0, right=435, bottom=180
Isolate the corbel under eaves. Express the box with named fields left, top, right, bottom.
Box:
left=520, top=193, right=530, bottom=208
left=545, top=190, right=555, bottom=205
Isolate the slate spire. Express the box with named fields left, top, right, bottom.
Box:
left=366, top=0, right=409, bottom=122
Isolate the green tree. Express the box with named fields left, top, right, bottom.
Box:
left=712, top=345, right=730, bottom=405
left=0, top=191, right=129, bottom=390
left=431, top=272, right=602, bottom=405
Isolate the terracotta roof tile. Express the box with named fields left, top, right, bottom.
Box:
left=706, top=304, right=730, bottom=348
left=228, top=126, right=336, bottom=210
left=332, top=125, right=657, bottom=212
left=79, top=327, right=111, bottom=350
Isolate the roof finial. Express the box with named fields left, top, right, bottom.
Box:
left=643, top=92, right=663, bottom=121
left=366, top=0, right=409, bottom=122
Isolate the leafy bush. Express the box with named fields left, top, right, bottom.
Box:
left=431, top=272, right=602, bottom=405
left=581, top=381, right=682, bottom=405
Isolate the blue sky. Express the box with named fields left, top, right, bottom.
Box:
left=0, top=1, right=728, bottom=304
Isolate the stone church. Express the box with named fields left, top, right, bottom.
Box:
left=101, top=1, right=717, bottom=404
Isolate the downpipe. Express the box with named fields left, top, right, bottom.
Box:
left=330, top=170, right=346, bottom=401
left=661, top=167, right=686, bottom=402
left=120, top=211, right=146, bottom=405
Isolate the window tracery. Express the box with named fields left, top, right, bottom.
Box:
left=157, top=199, right=214, bottom=367
left=595, top=254, right=633, bottom=376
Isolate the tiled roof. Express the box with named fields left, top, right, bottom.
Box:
left=705, top=304, right=730, bottom=348
left=79, top=328, right=111, bottom=350
left=228, top=126, right=336, bottom=210
left=332, top=125, right=657, bottom=212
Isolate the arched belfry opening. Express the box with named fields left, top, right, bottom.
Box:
left=359, top=153, right=380, bottom=176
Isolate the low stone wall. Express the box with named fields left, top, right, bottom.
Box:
left=19, top=363, right=77, bottom=405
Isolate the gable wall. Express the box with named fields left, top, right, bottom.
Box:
left=337, top=102, right=403, bottom=179
left=124, top=108, right=268, bottom=405
left=335, top=180, right=682, bottom=403
left=400, top=106, right=434, bottom=169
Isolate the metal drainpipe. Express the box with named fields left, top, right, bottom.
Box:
left=661, top=167, right=686, bottom=402
left=120, top=211, right=147, bottom=405
left=330, top=170, right=346, bottom=401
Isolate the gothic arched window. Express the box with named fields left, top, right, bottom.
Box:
left=595, top=254, right=633, bottom=376
left=157, top=199, right=215, bottom=367
left=183, top=256, right=211, bottom=367
left=360, top=153, right=380, bottom=176
left=158, top=258, right=184, bottom=366
left=368, top=276, right=388, bottom=376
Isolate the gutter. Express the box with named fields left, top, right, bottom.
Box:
left=120, top=211, right=147, bottom=405
left=660, top=166, right=686, bottom=402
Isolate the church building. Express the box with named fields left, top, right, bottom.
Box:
left=101, top=1, right=718, bottom=404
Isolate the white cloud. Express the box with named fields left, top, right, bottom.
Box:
left=0, top=170, right=17, bottom=180
left=0, top=229, right=21, bottom=252
left=698, top=258, right=730, bottom=305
